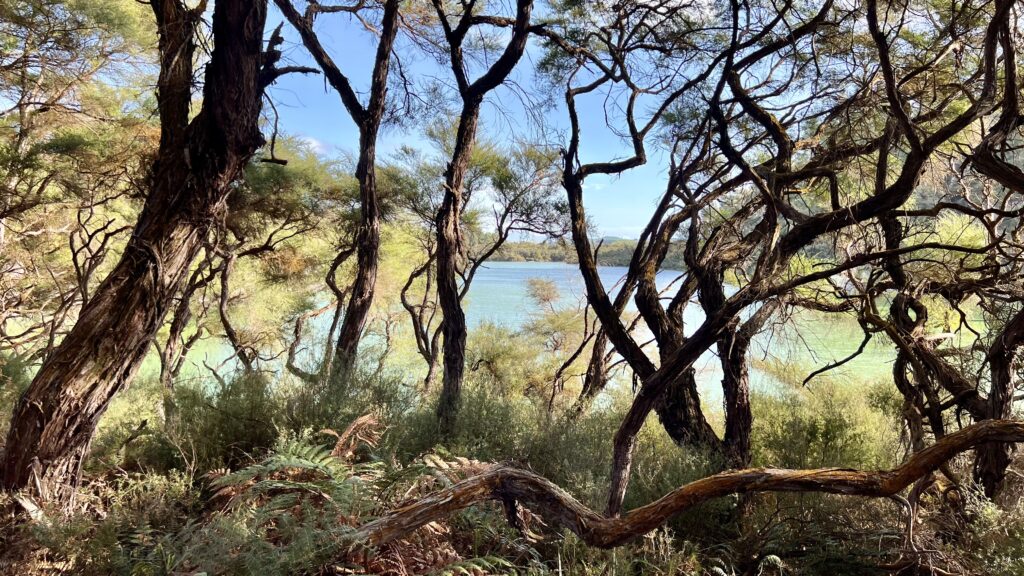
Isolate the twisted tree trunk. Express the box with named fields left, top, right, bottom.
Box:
left=1, top=0, right=270, bottom=506
left=975, top=308, right=1024, bottom=497
left=355, top=419, right=1024, bottom=549
left=435, top=99, right=481, bottom=434
left=433, top=0, right=534, bottom=435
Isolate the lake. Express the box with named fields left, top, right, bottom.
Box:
left=171, top=261, right=898, bottom=398
left=462, top=261, right=896, bottom=394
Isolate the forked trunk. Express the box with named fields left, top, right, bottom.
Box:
left=432, top=0, right=533, bottom=435
left=323, top=0, right=400, bottom=374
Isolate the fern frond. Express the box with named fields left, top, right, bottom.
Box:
left=428, top=555, right=516, bottom=576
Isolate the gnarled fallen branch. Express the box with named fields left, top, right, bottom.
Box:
left=355, top=419, right=1024, bottom=549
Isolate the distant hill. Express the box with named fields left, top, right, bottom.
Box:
left=598, top=235, right=633, bottom=243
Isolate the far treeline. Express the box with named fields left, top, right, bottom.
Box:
left=4, top=0, right=1024, bottom=574
left=494, top=238, right=687, bottom=268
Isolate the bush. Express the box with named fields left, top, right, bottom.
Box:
left=3, top=337, right=992, bottom=575
left=752, top=360, right=900, bottom=470
left=169, top=371, right=284, bottom=469
left=24, top=471, right=199, bottom=575
left=0, top=353, right=32, bottom=441
left=80, top=361, right=415, bottom=481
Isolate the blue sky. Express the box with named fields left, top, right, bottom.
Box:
left=264, top=5, right=672, bottom=239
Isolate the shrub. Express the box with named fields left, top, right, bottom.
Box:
left=0, top=353, right=32, bottom=440
left=752, top=360, right=899, bottom=470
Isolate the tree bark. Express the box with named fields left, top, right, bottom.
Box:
left=655, top=368, right=720, bottom=449
left=719, top=301, right=779, bottom=468
left=570, top=328, right=610, bottom=416
left=435, top=101, right=481, bottom=434
left=975, top=308, right=1024, bottom=497
left=970, top=18, right=1024, bottom=498
left=1, top=0, right=270, bottom=505
left=329, top=125, right=382, bottom=376
left=329, top=0, right=399, bottom=374
left=433, top=0, right=534, bottom=435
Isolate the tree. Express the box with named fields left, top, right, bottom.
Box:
left=1, top=0, right=296, bottom=505
left=0, top=0, right=153, bottom=360
left=354, top=419, right=1024, bottom=550
left=393, top=133, right=564, bottom=390
left=275, top=0, right=402, bottom=377
left=425, top=0, right=536, bottom=435
left=537, top=0, right=1018, bottom=515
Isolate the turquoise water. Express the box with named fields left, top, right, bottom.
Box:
left=464, top=261, right=662, bottom=327
left=462, top=261, right=895, bottom=395
left=173, top=261, right=896, bottom=398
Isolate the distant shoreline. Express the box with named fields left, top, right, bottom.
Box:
left=493, top=239, right=685, bottom=268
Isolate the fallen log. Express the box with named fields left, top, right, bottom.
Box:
left=354, top=419, right=1024, bottom=548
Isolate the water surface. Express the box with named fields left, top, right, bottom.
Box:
left=464, top=261, right=896, bottom=394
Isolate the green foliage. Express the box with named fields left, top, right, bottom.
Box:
left=25, top=471, right=199, bottom=575
left=3, top=0, right=1021, bottom=573
left=957, top=487, right=1024, bottom=575
left=172, top=372, right=281, bottom=469
left=495, top=238, right=688, bottom=268
left=0, top=353, right=31, bottom=439
left=752, top=360, right=899, bottom=470
left=5, top=350, right=1002, bottom=575
left=428, top=556, right=514, bottom=575
left=28, top=446, right=367, bottom=575
left=550, top=528, right=702, bottom=575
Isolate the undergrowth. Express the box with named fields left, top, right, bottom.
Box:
left=2, top=358, right=1024, bottom=575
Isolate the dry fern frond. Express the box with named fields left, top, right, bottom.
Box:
left=322, top=413, right=385, bottom=461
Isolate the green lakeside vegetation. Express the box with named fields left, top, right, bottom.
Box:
left=493, top=238, right=688, bottom=269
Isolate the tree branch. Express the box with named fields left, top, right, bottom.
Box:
left=354, top=419, right=1024, bottom=549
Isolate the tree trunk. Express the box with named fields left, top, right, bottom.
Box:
left=605, top=312, right=741, bottom=515
left=330, top=128, right=382, bottom=379
left=353, top=419, right=1024, bottom=549
left=655, top=367, right=720, bottom=449
left=329, top=0, right=400, bottom=374
left=570, top=328, right=610, bottom=416
left=431, top=0, right=534, bottom=434
left=274, top=0, right=400, bottom=379
left=975, top=308, right=1024, bottom=497
left=435, top=100, right=482, bottom=435
left=1, top=0, right=269, bottom=505
left=719, top=330, right=753, bottom=468
left=720, top=300, right=779, bottom=468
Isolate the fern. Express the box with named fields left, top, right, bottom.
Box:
left=211, top=440, right=348, bottom=488
left=206, top=437, right=391, bottom=517
left=429, top=555, right=516, bottom=575
left=705, top=556, right=737, bottom=576
left=757, top=554, right=785, bottom=575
